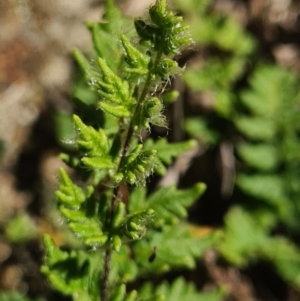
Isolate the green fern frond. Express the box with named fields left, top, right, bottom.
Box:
left=117, top=145, right=157, bottom=185
left=237, top=143, right=279, bottom=171
left=138, top=277, right=225, bottom=301
left=56, top=168, right=109, bottom=247
left=43, top=1, right=207, bottom=301
left=118, top=209, right=155, bottom=241
left=134, top=223, right=214, bottom=272
left=108, top=285, right=139, bottom=301
left=73, top=115, right=110, bottom=156
left=262, top=237, right=300, bottom=288
left=121, top=35, right=150, bottom=75
left=55, top=168, right=93, bottom=207
left=217, top=207, right=270, bottom=266
left=135, top=0, right=192, bottom=56
left=129, top=183, right=206, bottom=226
left=236, top=174, right=285, bottom=207
left=41, top=235, right=101, bottom=301
left=85, top=0, right=131, bottom=71
left=144, top=138, right=197, bottom=175
left=234, top=116, right=276, bottom=140
left=110, top=245, right=138, bottom=282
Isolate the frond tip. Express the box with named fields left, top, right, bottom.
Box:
left=135, top=0, right=192, bottom=55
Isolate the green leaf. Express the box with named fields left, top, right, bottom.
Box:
left=98, top=102, right=131, bottom=118
left=161, top=89, right=179, bottom=105
left=54, top=111, right=76, bottom=150
left=155, top=58, right=181, bottom=79
left=134, top=97, right=166, bottom=130
left=73, top=114, right=110, bottom=157
left=213, top=17, right=255, bottom=55
left=138, top=277, right=225, bottom=301
left=184, top=57, right=245, bottom=91
left=56, top=168, right=109, bottom=247
left=81, top=156, right=115, bottom=170
left=118, top=209, right=155, bottom=241
left=219, top=208, right=300, bottom=288
left=69, top=220, right=108, bottom=247
left=96, top=58, right=135, bottom=108
left=87, top=23, right=121, bottom=72
left=214, top=90, right=234, bottom=117
left=112, top=235, right=122, bottom=252
left=144, top=138, right=197, bottom=175
left=130, top=183, right=206, bottom=226
left=217, top=207, right=269, bottom=266
left=110, top=245, right=139, bottom=282
left=5, top=212, right=38, bottom=242
left=119, top=145, right=157, bottom=185
left=108, top=285, right=138, bottom=301
left=185, top=117, right=219, bottom=146
left=135, top=0, right=192, bottom=55
left=101, top=0, right=129, bottom=36
left=112, top=202, right=126, bottom=228
left=109, top=284, right=126, bottom=301
left=121, top=35, right=150, bottom=75
left=85, top=0, right=131, bottom=72
left=154, top=138, right=197, bottom=165
left=237, top=143, right=279, bottom=171
left=41, top=235, right=100, bottom=301
left=128, top=187, right=147, bottom=212
left=181, top=0, right=255, bottom=55
left=129, top=183, right=206, bottom=227
left=236, top=174, right=285, bottom=206
left=60, top=202, right=108, bottom=247
left=56, top=168, right=90, bottom=207
left=262, top=237, right=300, bottom=288
left=123, top=291, right=138, bottom=301
left=73, top=49, right=91, bottom=74
left=148, top=183, right=204, bottom=222
left=134, top=224, right=214, bottom=272
left=72, top=115, right=117, bottom=170
left=239, top=66, right=288, bottom=116
left=234, top=116, right=276, bottom=140
left=60, top=153, right=81, bottom=169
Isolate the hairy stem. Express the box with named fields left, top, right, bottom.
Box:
left=100, top=249, right=111, bottom=301
left=120, top=51, right=163, bottom=161
left=99, top=51, right=163, bottom=301
left=100, top=183, right=122, bottom=301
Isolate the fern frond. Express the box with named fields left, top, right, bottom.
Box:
left=41, top=235, right=101, bottom=301
left=129, top=183, right=206, bottom=226
left=144, top=138, right=197, bottom=175
left=56, top=168, right=109, bottom=247
left=134, top=223, right=214, bottom=272
left=138, top=277, right=225, bottom=301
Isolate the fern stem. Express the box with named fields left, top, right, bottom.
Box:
left=101, top=248, right=111, bottom=301
left=113, top=51, right=163, bottom=207
left=99, top=51, right=163, bottom=301
left=120, top=51, right=163, bottom=161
